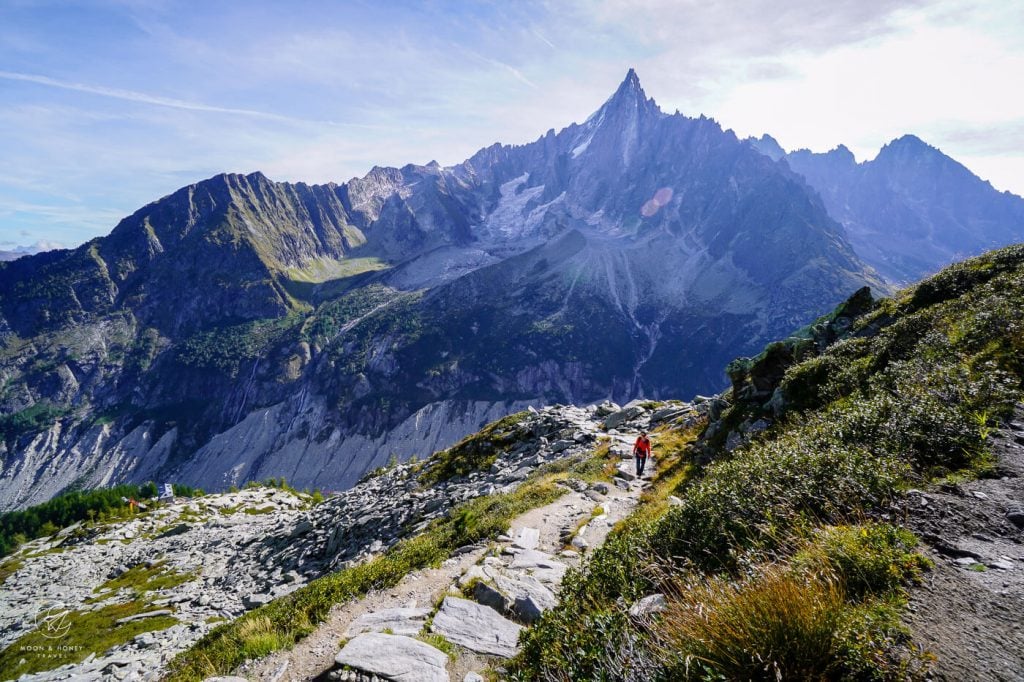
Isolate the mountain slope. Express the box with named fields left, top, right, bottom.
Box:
left=512, top=242, right=1024, bottom=680
left=752, top=134, right=1024, bottom=283
left=0, top=70, right=880, bottom=510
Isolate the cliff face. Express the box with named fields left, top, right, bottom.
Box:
left=0, top=71, right=881, bottom=510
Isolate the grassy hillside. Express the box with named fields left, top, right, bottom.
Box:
left=509, top=243, right=1024, bottom=680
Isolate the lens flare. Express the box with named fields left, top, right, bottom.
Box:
left=640, top=187, right=674, bottom=217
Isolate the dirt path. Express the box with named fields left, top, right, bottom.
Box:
left=903, top=405, right=1024, bottom=681
left=239, top=439, right=649, bottom=682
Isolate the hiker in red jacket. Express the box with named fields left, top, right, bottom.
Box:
left=633, top=431, right=652, bottom=477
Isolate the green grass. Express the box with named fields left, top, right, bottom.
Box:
left=418, top=411, right=531, bottom=485
left=90, top=561, right=195, bottom=600
left=285, top=256, right=389, bottom=285
left=793, top=523, right=933, bottom=600
left=659, top=567, right=849, bottom=680
left=655, top=565, right=923, bottom=681
left=0, top=600, right=178, bottom=679
left=417, top=632, right=458, bottom=660
left=0, top=557, right=23, bottom=586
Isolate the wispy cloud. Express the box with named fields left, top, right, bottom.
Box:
left=1, top=0, right=1022, bottom=250
left=462, top=50, right=538, bottom=89
left=531, top=27, right=557, bottom=50
left=0, top=70, right=378, bottom=128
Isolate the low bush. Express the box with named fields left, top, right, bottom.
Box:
left=794, top=523, right=932, bottom=601
left=418, top=411, right=530, bottom=485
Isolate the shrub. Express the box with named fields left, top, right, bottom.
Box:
left=651, top=432, right=907, bottom=573
left=794, top=524, right=932, bottom=601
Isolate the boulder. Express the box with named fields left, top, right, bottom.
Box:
left=493, top=573, right=558, bottom=623
left=649, top=406, right=690, bottom=423
left=289, top=519, right=314, bottom=538
left=628, top=593, right=668, bottom=619
left=473, top=580, right=511, bottom=614
left=334, top=632, right=448, bottom=682
left=430, top=596, right=524, bottom=657
left=602, top=406, right=645, bottom=430
left=243, top=593, right=274, bottom=609
left=615, top=467, right=636, bottom=481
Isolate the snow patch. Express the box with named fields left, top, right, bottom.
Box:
left=480, top=173, right=546, bottom=241
left=572, top=109, right=606, bottom=158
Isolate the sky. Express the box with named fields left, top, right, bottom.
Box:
left=1, top=0, right=1022, bottom=252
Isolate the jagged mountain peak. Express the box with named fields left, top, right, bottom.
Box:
left=749, top=133, right=786, bottom=161
left=828, top=143, right=856, bottom=162
left=617, top=67, right=643, bottom=95
left=587, top=68, right=660, bottom=124
left=874, top=133, right=939, bottom=161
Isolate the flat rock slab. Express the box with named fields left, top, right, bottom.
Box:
left=512, top=527, right=540, bottom=550
left=431, top=596, right=523, bottom=657
left=335, top=632, right=449, bottom=682
left=508, top=549, right=560, bottom=570
left=344, top=606, right=432, bottom=637
left=509, top=549, right=568, bottom=585
left=628, top=593, right=668, bottom=619
left=603, top=405, right=645, bottom=429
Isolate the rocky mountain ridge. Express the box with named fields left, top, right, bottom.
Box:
left=0, top=70, right=880, bottom=510
left=751, top=133, right=1024, bottom=283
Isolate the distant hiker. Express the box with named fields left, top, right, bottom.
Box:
left=633, top=431, right=652, bottom=477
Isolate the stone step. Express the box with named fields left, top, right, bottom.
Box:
left=469, top=568, right=558, bottom=624
left=615, top=467, right=637, bottom=481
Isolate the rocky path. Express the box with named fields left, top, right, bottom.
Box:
left=238, top=431, right=654, bottom=682
left=903, top=405, right=1024, bottom=681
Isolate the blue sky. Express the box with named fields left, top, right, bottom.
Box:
left=1, top=0, right=1022, bottom=251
